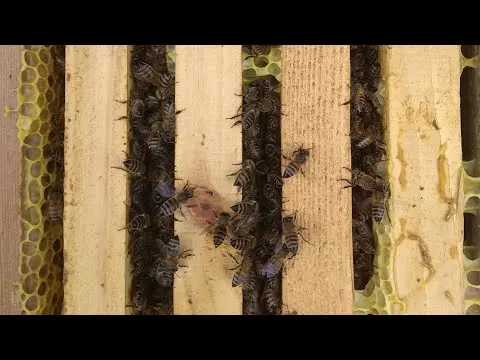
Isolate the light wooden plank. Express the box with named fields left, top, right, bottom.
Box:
left=382, top=45, right=464, bottom=314
left=174, top=45, right=243, bottom=315
left=0, top=45, right=23, bottom=314
left=63, top=46, right=128, bottom=314
left=281, top=45, right=353, bottom=314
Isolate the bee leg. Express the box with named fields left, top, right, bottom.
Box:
left=226, top=112, right=244, bottom=120
left=115, top=99, right=128, bottom=104
left=175, top=109, right=186, bottom=116
left=231, top=120, right=242, bottom=128
left=226, top=170, right=240, bottom=177
left=173, top=217, right=183, bottom=222
left=300, top=169, right=306, bottom=177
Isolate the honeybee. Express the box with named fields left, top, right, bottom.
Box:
left=208, top=212, right=230, bottom=248
left=128, top=276, right=150, bottom=314
left=246, top=139, right=262, bottom=160
left=231, top=252, right=256, bottom=291
left=47, top=187, right=63, bottom=221
left=112, top=153, right=146, bottom=177
left=282, top=212, right=309, bottom=257
left=260, top=244, right=289, bottom=279
left=267, top=171, right=283, bottom=189
left=339, top=168, right=377, bottom=192
left=120, top=213, right=151, bottom=233
left=227, top=107, right=260, bottom=129
left=231, top=200, right=259, bottom=216
left=230, top=236, right=256, bottom=251
left=262, top=276, right=281, bottom=315
left=151, top=236, right=193, bottom=287
left=352, top=197, right=373, bottom=222
left=342, top=82, right=367, bottom=113
left=228, top=159, right=256, bottom=194
left=157, top=181, right=196, bottom=218
left=282, top=145, right=314, bottom=179
left=372, top=191, right=388, bottom=223
left=245, top=45, right=271, bottom=60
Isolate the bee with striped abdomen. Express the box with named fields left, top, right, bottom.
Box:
left=282, top=144, right=314, bottom=179
left=282, top=212, right=310, bottom=258
left=211, top=212, right=230, bottom=248
left=231, top=199, right=259, bottom=216
left=260, top=244, right=290, bottom=279
left=47, top=187, right=63, bottom=221
left=112, top=157, right=146, bottom=178
left=121, top=213, right=151, bottom=234
left=339, top=168, right=377, bottom=192
left=230, top=251, right=256, bottom=291
left=228, top=159, right=256, bottom=193
left=157, top=181, right=196, bottom=219
left=230, top=236, right=256, bottom=251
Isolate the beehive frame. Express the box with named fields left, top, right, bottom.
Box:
left=1, top=44, right=478, bottom=315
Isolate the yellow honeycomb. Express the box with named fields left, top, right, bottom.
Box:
left=5, top=45, right=64, bottom=315
left=242, top=45, right=281, bottom=87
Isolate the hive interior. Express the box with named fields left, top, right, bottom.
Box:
left=5, top=45, right=65, bottom=314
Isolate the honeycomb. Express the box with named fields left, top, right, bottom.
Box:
left=242, top=45, right=281, bottom=87
left=355, top=49, right=480, bottom=315
left=4, top=45, right=64, bottom=314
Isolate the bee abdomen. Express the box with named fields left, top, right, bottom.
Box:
left=372, top=201, right=386, bottom=223
left=283, top=162, right=299, bottom=178
left=158, top=197, right=179, bottom=217
left=230, top=237, right=255, bottom=251
left=213, top=226, right=227, bottom=248
left=234, top=169, right=252, bottom=187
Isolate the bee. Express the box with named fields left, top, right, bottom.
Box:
left=212, top=212, right=230, bottom=248
left=372, top=191, right=388, bottom=223
left=267, top=114, right=280, bottom=130
left=112, top=157, right=146, bottom=178
left=132, top=61, right=161, bottom=87
left=282, top=212, right=310, bottom=257
left=339, top=168, right=377, bottom=192
left=266, top=144, right=279, bottom=159
left=243, top=288, right=259, bottom=315
left=231, top=200, right=259, bottom=216
left=45, top=145, right=64, bottom=164
left=263, top=276, right=281, bottom=315
left=151, top=236, right=193, bottom=287
left=155, top=72, right=177, bottom=101
left=228, top=106, right=260, bottom=129
left=227, top=159, right=256, bottom=192
left=128, top=277, right=150, bottom=314
left=262, top=224, right=281, bottom=246
left=282, top=145, right=314, bottom=179
left=130, top=252, right=152, bottom=278
left=267, top=171, right=283, bottom=189
left=265, top=129, right=277, bottom=144
left=357, top=234, right=376, bottom=255
left=116, top=98, right=145, bottom=123
left=230, top=236, right=256, bottom=251
left=152, top=182, right=176, bottom=204
left=260, top=244, right=289, bottom=279
left=120, top=213, right=151, bottom=233
left=132, top=139, right=146, bottom=161
left=47, top=187, right=63, bottom=221
left=246, top=45, right=271, bottom=60
left=157, top=181, right=196, bottom=218
left=352, top=219, right=372, bottom=240
left=343, top=83, right=367, bottom=113
left=231, top=252, right=256, bottom=291
left=255, top=160, right=269, bottom=175
left=352, top=197, right=373, bottom=222
left=229, top=211, right=261, bottom=239
left=244, top=85, right=259, bottom=104
left=362, top=155, right=378, bottom=178
left=131, top=178, right=147, bottom=212
left=365, top=46, right=378, bottom=64
left=245, top=139, right=262, bottom=160
left=263, top=183, right=276, bottom=200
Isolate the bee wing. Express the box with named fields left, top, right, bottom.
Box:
left=155, top=238, right=168, bottom=259
left=154, top=182, right=176, bottom=199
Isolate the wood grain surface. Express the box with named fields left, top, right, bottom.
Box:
left=0, top=45, right=23, bottom=314
left=63, top=46, right=129, bottom=314
left=173, top=45, right=244, bottom=314
left=281, top=45, right=354, bottom=314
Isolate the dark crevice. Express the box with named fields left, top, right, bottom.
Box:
left=349, top=45, right=387, bottom=291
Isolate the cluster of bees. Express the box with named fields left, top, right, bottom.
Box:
left=114, top=45, right=196, bottom=315
left=46, top=46, right=66, bottom=227
left=342, top=45, right=390, bottom=290
left=197, top=45, right=309, bottom=315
